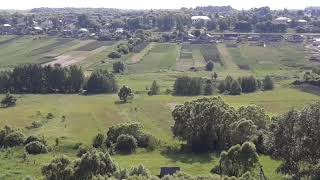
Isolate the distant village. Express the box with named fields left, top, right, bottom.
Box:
left=1, top=6, right=320, bottom=45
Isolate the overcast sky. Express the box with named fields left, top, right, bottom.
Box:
left=1, top=0, right=320, bottom=10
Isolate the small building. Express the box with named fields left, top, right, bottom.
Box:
left=275, top=17, right=292, bottom=24
left=159, top=167, right=180, bottom=178
left=191, top=16, right=210, bottom=24
left=286, top=35, right=304, bottom=43
left=297, top=19, right=308, bottom=26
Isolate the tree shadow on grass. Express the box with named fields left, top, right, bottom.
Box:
left=114, top=101, right=132, bottom=105
left=160, top=148, right=216, bottom=164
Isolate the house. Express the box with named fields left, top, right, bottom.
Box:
left=33, top=26, right=44, bottom=34
left=260, top=34, right=283, bottom=42
left=191, top=16, right=210, bottom=25
left=1, top=24, right=14, bottom=35
left=275, top=17, right=291, bottom=24
left=248, top=35, right=260, bottom=41
left=159, top=167, right=180, bottom=178
left=297, top=19, right=308, bottom=26
left=286, top=35, right=304, bottom=43
left=223, top=34, right=238, bottom=41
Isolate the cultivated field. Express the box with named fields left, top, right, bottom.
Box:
left=0, top=37, right=318, bottom=179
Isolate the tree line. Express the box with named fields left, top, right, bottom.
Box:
left=0, top=64, right=118, bottom=94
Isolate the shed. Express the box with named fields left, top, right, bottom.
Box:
left=159, top=167, right=180, bottom=178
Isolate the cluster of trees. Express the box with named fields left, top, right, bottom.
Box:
left=173, top=76, right=213, bottom=96
left=218, top=75, right=274, bottom=95
left=85, top=70, right=118, bottom=94
left=0, top=126, right=48, bottom=155
left=113, top=61, right=126, bottom=73
left=0, top=64, right=84, bottom=94
left=172, top=97, right=320, bottom=179
left=91, top=122, right=158, bottom=155
left=172, top=97, right=270, bottom=153
left=108, top=37, right=145, bottom=59
left=293, top=67, right=320, bottom=87
left=41, top=148, right=256, bottom=180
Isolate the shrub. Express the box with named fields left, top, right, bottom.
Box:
left=93, top=133, right=105, bottom=148
left=74, top=149, right=118, bottom=179
left=129, top=164, right=150, bottom=177
left=113, top=61, right=126, bottom=73
left=173, top=76, right=204, bottom=96
left=238, top=76, right=257, bottom=93
left=77, top=146, right=89, bottom=157
left=106, top=122, right=143, bottom=145
left=25, top=135, right=47, bottom=145
left=203, top=80, right=213, bottom=95
left=205, top=61, right=214, bottom=71
left=115, top=134, right=138, bottom=154
left=262, top=75, right=274, bottom=90
left=108, top=51, right=121, bottom=58
left=117, top=44, right=130, bottom=54
left=42, top=155, right=74, bottom=180
left=137, top=133, right=159, bottom=151
left=1, top=92, right=17, bottom=107
left=25, top=141, right=48, bottom=154
left=3, top=131, right=25, bottom=147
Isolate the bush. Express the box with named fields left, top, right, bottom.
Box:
left=42, top=155, right=74, bottom=180
left=205, top=61, right=214, bottom=71
left=129, top=164, right=150, bottom=177
left=115, top=134, right=138, bottom=154
left=173, top=76, right=204, bottom=96
left=108, top=51, right=121, bottom=58
left=25, top=135, right=47, bottom=145
left=217, top=81, right=226, bottom=93
left=113, top=61, right=126, bottom=73
left=118, top=85, right=134, bottom=103
left=1, top=92, right=17, bottom=107
left=203, top=80, right=213, bottom=95
left=77, top=146, right=89, bottom=157
left=3, top=131, right=25, bottom=147
left=137, top=133, right=159, bottom=151
left=93, top=133, right=105, bottom=148
left=25, top=141, right=48, bottom=154
left=262, top=75, right=274, bottom=90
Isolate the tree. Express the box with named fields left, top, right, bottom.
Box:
left=262, top=75, right=274, bottom=90
left=42, top=155, right=74, bottom=180
left=74, top=149, right=118, bottom=179
left=113, top=61, right=126, bottom=73
left=108, top=51, right=122, bottom=59
left=235, top=21, right=252, bottom=32
left=217, top=81, right=226, bottom=93
left=118, top=86, right=133, bottom=103
left=66, top=65, right=84, bottom=93
left=1, top=92, right=17, bottom=107
left=272, top=102, right=320, bottom=178
left=214, top=142, right=259, bottom=177
left=229, top=80, right=242, bottom=95
left=237, top=106, right=270, bottom=130
left=172, top=97, right=239, bottom=152
left=106, top=122, right=144, bottom=146
left=25, top=135, right=47, bottom=145
left=93, top=133, right=105, bottom=148
left=232, top=119, right=257, bottom=145
left=129, top=164, right=150, bottom=177
left=205, top=61, right=214, bottom=71
left=115, top=134, right=138, bottom=154
left=148, top=80, right=160, bottom=96
left=238, top=76, right=257, bottom=93
left=203, top=80, right=213, bottom=95
left=25, top=141, right=48, bottom=154
left=206, top=20, right=217, bottom=31
left=173, top=76, right=204, bottom=96
left=213, top=72, right=218, bottom=80
left=86, top=70, right=118, bottom=93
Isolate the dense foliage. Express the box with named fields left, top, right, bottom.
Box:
left=118, top=85, right=134, bottom=103
left=86, top=70, right=118, bottom=93
left=0, top=126, right=25, bottom=148
left=173, top=76, right=207, bottom=96
left=0, top=64, right=84, bottom=93
left=25, top=141, right=48, bottom=154
left=115, top=134, right=138, bottom=154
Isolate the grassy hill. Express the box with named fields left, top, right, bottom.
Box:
left=0, top=36, right=318, bottom=179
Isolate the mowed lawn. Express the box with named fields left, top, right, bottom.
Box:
left=127, top=43, right=179, bottom=73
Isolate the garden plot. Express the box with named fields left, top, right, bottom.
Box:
left=75, top=41, right=116, bottom=51
left=176, top=43, right=207, bottom=71
left=200, top=44, right=222, bottom=65
left=44, top=46, right=107, bottom=67
left=128, top=42, right=154, bottom=64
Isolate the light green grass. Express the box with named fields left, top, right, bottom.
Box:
left=127, top=43, right=179, bottom=73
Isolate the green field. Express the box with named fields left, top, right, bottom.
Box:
left=0, top=37, right=318, bottom=179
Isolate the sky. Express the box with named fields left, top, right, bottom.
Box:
left=1, top=0, right=320, bottom=10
